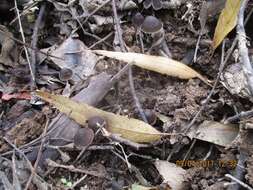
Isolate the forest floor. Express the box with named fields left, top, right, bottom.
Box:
left=1, top=0, right=253, bottom=189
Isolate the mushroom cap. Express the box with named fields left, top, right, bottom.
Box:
left=143, top=0, right=152, bottom=9
left=73, top=128, right=94, bottom=148
left=143, top=0, right=163, bottom=10
left=152, top=0, right=162, bottom=10
left=141, top=16, right=163, bottom=34
left=88, top=116, right=106, bottom=129
left=59, top=68, right=73, bottom=81
left=132, top=12, right=144, bottom=28
left=144, top=109, right=157, bottom=125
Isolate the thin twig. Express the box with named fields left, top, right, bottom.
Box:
left=110, top=62, right=131, bottom=83
left=24, top=119, right=49, bottom=190
left=12, top=151, right=22, bottom=190
left=226, top=151, right=248, bottom=190
left=69, top=3, right=112, bottom=48
left=203, top=145, right=213, bottom=160
left=14, top=0, right=36, bottom=86
left=3, top=137, right=34, bottom=176
left=47, top=144, right=114, bottom=151
left=184, top=40, right=226, bottom=133
left=72, top=0, right=112, bottom=34
left=88, top=32, right=114, bottom=49
left=128, top=67, right=148, bottom=122
left=71, top=175, right=88, bottom=189
left=85, top=32, right=113, bottom=48
left=182, top=138, right=196, bottom=161
left=111, top=0, right=125, bottom=51
left=111, top=0, right=148, bottom=122
left=193, top=33, right=202, bottom=62
left=100, top=125, right=150, bottom=150
left=10, top=1, right=40, bottom=25
left=225, top=174, right=253, bottom=190
left=237, top=0, right=253, bottom=95
left=46, top=159, right=109, bottom=179
left=30, top=3, right=46, bottom=90
left=225, top=109, right=253, bottom=123
left=83, top=0, right=111, bottom=24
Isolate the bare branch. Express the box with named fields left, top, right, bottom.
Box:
left=237, top=0, right=253, bottom=95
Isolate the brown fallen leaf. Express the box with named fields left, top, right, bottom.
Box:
left=93, top=50, right=210, bottom=85
left=36, top=91, right=162, bottom=143
left=189, top=121, right=239, bottom=147
left=212, top=0, right=241, bottom=49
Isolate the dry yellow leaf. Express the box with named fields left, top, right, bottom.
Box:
left=36, top=91, right=162, bottom=143
left=93, top=50, right=210, bottom=85
left=212, top=0, right=241, bottom=49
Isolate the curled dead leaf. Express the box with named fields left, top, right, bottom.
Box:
left=212, top=0, right=241, bottom=49
left=93, top=50, right=210, bottom=85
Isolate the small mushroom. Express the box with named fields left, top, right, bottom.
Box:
left=88, top=116, right=107, bottom=129
left=59, top=68, right=73, bottom=81
left=141, top=16, right=172, bottom=57
left=141, top=16, right=163, bottom=34
left=144, top=109, right=157, bottom=125
left=151, top=0, right=163, bottom=10
left=73, top=128, right=94, bottom=148
left=143, top=0, right=152, bottom=9
left=132, top=12, right=144, bottom=29
left=132, top=12, right=145, bottom=52
left=141, top=0, right=163, bottom=10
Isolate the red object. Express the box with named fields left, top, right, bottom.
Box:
left=1, top=92, right=31, bottom=101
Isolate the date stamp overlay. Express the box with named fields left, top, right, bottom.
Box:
left=176, top=160, right=237, bottom=169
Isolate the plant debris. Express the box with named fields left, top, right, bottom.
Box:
left=1, top=0, right=253, bottom=189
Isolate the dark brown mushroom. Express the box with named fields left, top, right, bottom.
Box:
left=144, top=109, right=157, bottom=125
left=88, top=116, right=106, bottom=129
left=73, top=128, right=94, bottom=148
left=132, top=13, right=144, bottom=28
left=151, top=0, right=162, bottom=10
left=143, top=0, right=152, bottom=9
left=141, top=16, right=163, bottom=34
left=141, top=0, right=163, bottom=10
left=59, top=68, right=73, bottom=81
